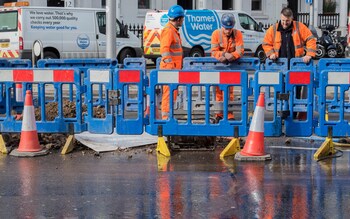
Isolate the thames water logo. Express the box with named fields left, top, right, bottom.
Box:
left=160, top=14, right=168, bottom=27
left=76, top=34, right=90, bottom=49
left=182, top=11, right=220, bottom=53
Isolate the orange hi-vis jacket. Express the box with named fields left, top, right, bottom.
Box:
left=160, top=22, right=183, bottom=118
left=211, top=28, right=244, bottom=60
left=262, top=21, right=316, bottom=58
left=160, top=22, right=183, bottom=70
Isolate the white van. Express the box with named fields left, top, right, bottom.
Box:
left=143, top=9, right=266, bottom=62
left=0, top=1, right=143, bottom=62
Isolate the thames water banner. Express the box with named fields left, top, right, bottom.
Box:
left=181, top=10, right=220, bottom=53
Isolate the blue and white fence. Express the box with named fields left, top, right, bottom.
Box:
left=0, top=57, right=349, bottom=138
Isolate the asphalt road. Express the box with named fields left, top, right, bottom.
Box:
left=0, top=137, right=349, bottom=218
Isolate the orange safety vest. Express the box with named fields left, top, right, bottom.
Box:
left=262, top=21, right=316, bottom=58
left=211, top=28, right=244, bottom=60
left=160, top=22, right=183, bottom=70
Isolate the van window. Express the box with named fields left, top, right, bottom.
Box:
left=0, top=11, right=18, bottom=32
left=238, top=13, right=262, bottom=32
left=96, top=12, right=124, bottom=37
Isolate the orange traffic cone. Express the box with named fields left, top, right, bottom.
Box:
left=10, top=90, right=48, bottom=157
left=235, top=92, right=271, bottom=161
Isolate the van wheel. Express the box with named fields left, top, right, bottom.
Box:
left=255, top=46, right=266, bottom=62
left=44, top=51, right=59, bottom=59
left=119, top=48, right=135, bottom=63
left=189, top=48, right=204, bottom=57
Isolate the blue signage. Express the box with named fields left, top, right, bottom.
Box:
left=76, top=34, right=90, bottom=49
left=306, top=0, right=312, bottom=4
left=181, top=10, right=220, bottom=52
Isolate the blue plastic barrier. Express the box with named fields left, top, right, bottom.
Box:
left=37, top=59, right=118, bottom=104
left=0, top=59, right=32, bottom=114
left=263, top=58, right=289, bottom=111
left=37, top=58, right=118, bottom=70
left=7, top=59, right=32, bottom=68
left=183, top=57, right=260, bottom=71
left=315, top=69, right=350, bottom=136
left=284, top=70, right=314, bottom=136
left=290, top=58, right=315, bottom=71
left=181, top=57, right=258, bottom=112
left=123, top=58, right=147, bottom=112
left=85, top=69, right=114, bottom=134
left=146, top=69, right=249, bottom=137
left=263, top=58, right=289, bottom=72
left=316, top=58, right=350, bottom=81
left=0, top=68, right=86, bottom=133
left=114, top=69, right=145, bottom=135
left=254, top=70, right=284, bottom=136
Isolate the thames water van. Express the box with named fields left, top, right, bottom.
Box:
left=143, top=9, right=266, bottom=62
left=0, top=1, right=142, bottom=62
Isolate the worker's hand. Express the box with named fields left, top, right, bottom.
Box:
left=269, top=53, right=277, bottom=60
left=218, top=56, right=227, bottom=63
left=302, top=55, right=312, bottom=63
left=224, top=52, right=235, bottom=62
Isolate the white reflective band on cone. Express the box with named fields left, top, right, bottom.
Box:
left=22, top=106, right=37, bottom=131
left=249, top=106, right=264, bottom=132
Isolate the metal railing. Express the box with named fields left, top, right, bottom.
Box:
left=297, top=13, right=310, bottom=26
left=127, top=23, right=144, bottom=39
left=318, top=13, right=339, bottom=28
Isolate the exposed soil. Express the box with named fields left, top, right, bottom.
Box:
left=5, top=101, right=107, bottom=152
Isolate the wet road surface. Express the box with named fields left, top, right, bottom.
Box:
left=0, top=137, right=349, bottom=218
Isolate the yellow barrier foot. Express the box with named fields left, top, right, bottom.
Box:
left=61, top=135, right=75, bottom=155
left=314, top=127, right=336, bottom=161
left=314, top=137, right=335, bottom=161
left=220, top=138, right=241, bottom=159
left=156, top=136, right=170, bottom=157
left=0, top=134, right=8, bottom=154
left=157, top=153, right=170, bottom=171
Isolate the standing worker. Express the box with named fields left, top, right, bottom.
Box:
left=160, top=5, right=185, bottom=120
left=211, top=13, right=244, bottom=122
left=263, top=7, right=316, bottom=120
left=262, top=7, right=316, bottom=63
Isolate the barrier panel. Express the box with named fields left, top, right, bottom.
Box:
left=284, top=70, right=314, bottom=136
left=181, top=57, right=258, bottom=112
left=182, top=57, right=260, bottom=71
left=254, top=70, right=284, bottom=136
left=114, top=69, right=145, bottom=135
left=0, top=59, right=32, bottom=114
left=263, top=58, right=288, bottom=112
left=37, top=59, right=118, bottom=104
left=146, top=69, right=249, bottom=137
left=123, top=58, right=147, bottom=112
left=85, top=69, right=114, bottom=134
left=0, top=68, right=85, bottom=133
left=263, top=58, right=289, bottom=72
left=315, top=58, right=350, bottom=136
left=0, top=59, right=32, bottom=68
left=2, top=57, right=350, bottom=139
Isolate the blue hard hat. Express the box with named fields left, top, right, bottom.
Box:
left=168, top=5, right=185, bottom=19
left=221, top=13, right=235, bottom=28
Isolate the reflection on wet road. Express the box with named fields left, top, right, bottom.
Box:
left=0, top=138, right=349, bottom=218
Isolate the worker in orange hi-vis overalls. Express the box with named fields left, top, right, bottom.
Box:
left=160, top=5, right=185, bottom=120
left=211, top=13, right=244, bottom=122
